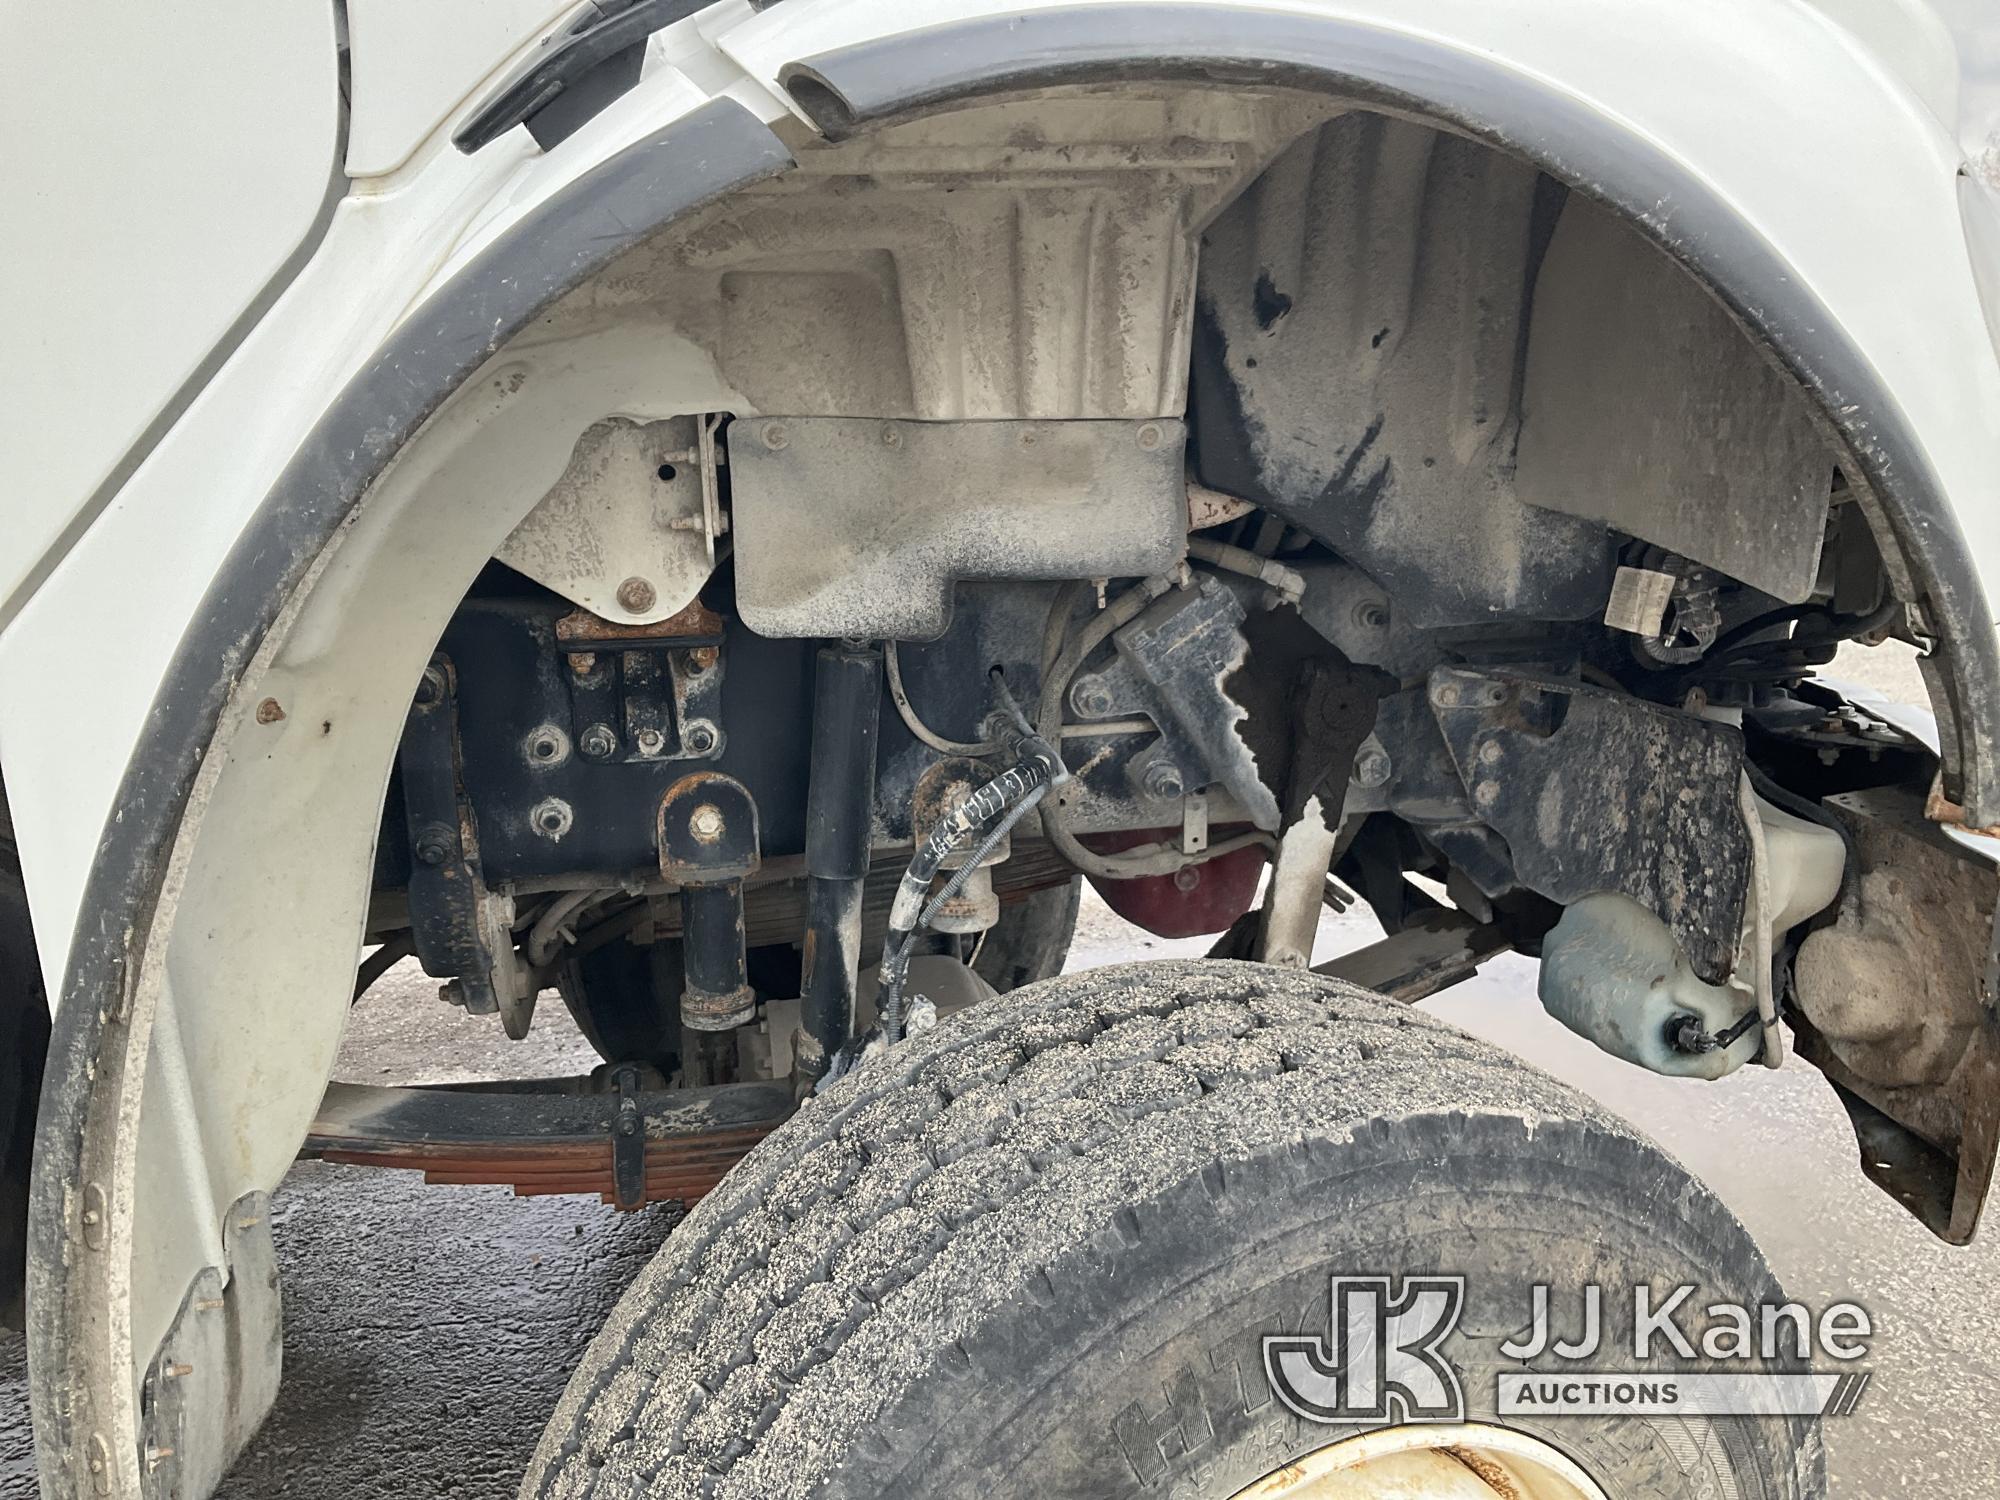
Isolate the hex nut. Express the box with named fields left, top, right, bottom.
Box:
left=414, top=666, right=447, bottom=707
left=1351, top=743, right=1393, bottom=789
left=685, top=721, right=719, bottom=755
left=414, top=826, right=456, bottom=866
left=526, top=725, right=570, bottom=765
left=579, top=724, right=617, bottom=759
left=1069, top=678, right=1115, bottom=719
left=1142, top=761, right=1185, bottom=801
left=530, top=798, right=574, bottom=841
left=635, top=727, right=666, bottom=756
left=689, top=803, right=726, bottom=844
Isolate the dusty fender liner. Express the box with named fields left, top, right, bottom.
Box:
left=778, top=2, right=2000, bottom=827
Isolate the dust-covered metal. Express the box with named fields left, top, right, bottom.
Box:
left=498, top=415, right=729, bottom=626
left=1314, top=909, right=1517, bottom=1003
left=302, top=1077, right=793, bottom=1209
left=396, top=654, right=535, bottom=1034
left=1793, top=783, right=2000, bottom=1243
left=728, top=417, right=1187, bottom=638
left=1073, top=578, right=1281, bottom=831
left=1427, top=666, right=1751, bottom=984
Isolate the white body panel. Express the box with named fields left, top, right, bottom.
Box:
left=343, top=0, right=582, bottom=176
left=0, top=1, right=341, bottom=628
left=1, top=0, right=1996, bottom=1005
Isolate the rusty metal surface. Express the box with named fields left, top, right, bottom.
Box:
left=302, top=1078, right=791, bottom=1210
left=1924, top=777, right=2000, bottom=839
left=554, top=597, right=725, bottom=648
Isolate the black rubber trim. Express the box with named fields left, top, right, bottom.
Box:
left=781, top=4, right=2000, bottom=821
left=454, top=0, right=712, bottom=154
left=27, top=96, right=791, bottom=1499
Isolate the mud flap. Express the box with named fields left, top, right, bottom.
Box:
left=1790, top=784, right=2000, bottom=1244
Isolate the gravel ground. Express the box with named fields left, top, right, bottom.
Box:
left=1, top=640, right=1986, bottom=1496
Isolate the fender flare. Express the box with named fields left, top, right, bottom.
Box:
left=26, top=95, right=793, bottom=1498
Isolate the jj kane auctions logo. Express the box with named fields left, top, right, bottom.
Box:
left=1264, top=1277, right=1873, bottom=1423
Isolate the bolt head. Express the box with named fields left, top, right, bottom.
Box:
left=1136, top=422, right=1164, bottom=450
left=414, top=826, right=455, bottom=866
left=414, top=666, right=447, bottom=707
left=636, top=727, right=665, bottom=755
left=616, top=576, right=657, bottom=613
left=1352, top=745, right=1392, bottom=789
left=689, top=803, right=726, bottom=843
left=761, top=422, right=788, bottom=450
left=685, top=721, right=718, bottom=755
left=1142, top=761, right=1185, bottom=800
left=526, top=725, right=569, bottom=764
left=1070, top=678, right=1114, bottom=719
left=580, top=724, right=617, bottom=759
left=529, top=797, right=573, bottom=841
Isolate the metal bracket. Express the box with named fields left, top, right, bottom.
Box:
left=557, top=598, right=727, bottom=765
left=609, top=1064, right=647, bottom=1211
left=398, top=656, right=514, bottom=1017
left=1427, top=665, right=1751, bottom=985
left=1076, top=579, right=1282, bottom=830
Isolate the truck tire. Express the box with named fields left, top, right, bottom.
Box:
left=524, top=959, right=1821, bottom=1499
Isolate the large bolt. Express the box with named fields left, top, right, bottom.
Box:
left=1070, top=677, right=1115, bottom=719
left=414, top=825, right=456, bottom=866
left=530, top=798, right=574, bottom=840
left=689, top=803, right=726, bottom=844
left=1351, top=742, right=1392, bottom=789
left=617, top=576, right=657, bottom=613
left=526, top=725, right=568, bottom=765
left=579, top=723, right=617, bottom=759
left=1142, top=761, right=1185, bottom=801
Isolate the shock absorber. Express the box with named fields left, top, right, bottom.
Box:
left=797, top=640, right=882, bottom=1088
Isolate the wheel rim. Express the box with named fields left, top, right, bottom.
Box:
left=1230, top=1423, right=1612, bottom=1499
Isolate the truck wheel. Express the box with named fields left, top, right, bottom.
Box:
left=525, top=960, right=1821, bottom=1499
